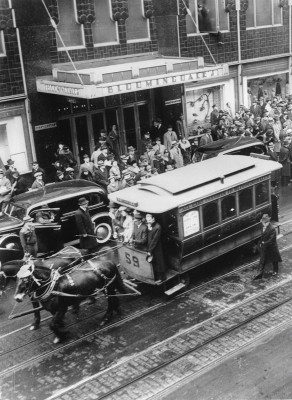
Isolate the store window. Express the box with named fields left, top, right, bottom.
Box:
left=126, top=0, right=150, bottom=42
left=0, top=31, right=5, bottom=56
left=203, top=202, right=219, bottom=228
left=186, top=0, right=229, bottom=35
left=92, top=0, right=118, bottom=46
left=57, top=0, right=84, bottom=49
left=246, top=0, right=282, bottom=28
left=247, top=73, right=289, bottom=107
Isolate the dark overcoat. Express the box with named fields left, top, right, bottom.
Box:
left=133, top=223, right=148, bottom=250
left=75, top=208, right=96, bottom=249
left=279, top=146, right=290, bottom=177
left=259, top=223, right=282, bottom=265
left=147, top=222, right=165, bottom=273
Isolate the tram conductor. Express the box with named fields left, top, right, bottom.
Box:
left=254, top=214, right=282, bottom=280
left=75, top=197, right=98, bottom=254
left=146, top=213, right=165, bottom=282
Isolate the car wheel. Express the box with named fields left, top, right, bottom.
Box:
left=94, top=221, right=112, bottom=244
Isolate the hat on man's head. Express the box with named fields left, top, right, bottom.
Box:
left=260, top=214, right=271, bottom=224
left=133, top=211, right=143, bottom=219
left=78, top=197, right=89, bottom=206
left=23, top=216, right=33, bottom=222
left=7, top=159, right=14, bottom=166
left=171, top=140, right=177, bottom=145
left=31, top=161, right=39, bottom=165
left=65, top=167, right=74, bottom=172
left=120, top=155, right=128, bottom=160
left=155, top=137, right=161, bottom=141
left=97, top=160, right=104, bottom=166
left=34, top=172, right=43, bottom=178
left=128, top=146, right=135, bottom=151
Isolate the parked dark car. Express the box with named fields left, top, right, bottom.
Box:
left=196, top=137, right=267, bottom=161
left=0, top=180, right=111, bottom=263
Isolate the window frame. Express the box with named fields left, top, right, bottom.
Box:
left=246, top=0, right=283, bottom=30
left=220, top=194, right=237, bottom=222
left=202, top=201, right=219, bottom=229
left=239, top=187, right=254, bottom=214
left=126, top=0, right=150, bottom=43
left=92, top=0, right=119, bottom=47
left=56, top=0, right=85, bottom=51
left=186, top=0, right=230, bottom=37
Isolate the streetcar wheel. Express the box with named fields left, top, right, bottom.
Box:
left=94, top=221, right=112, bottom=244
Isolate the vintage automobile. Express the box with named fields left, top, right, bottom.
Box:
left=195, top=137, right=268, bottom=161
left=0, top=180, right=112, bottom=263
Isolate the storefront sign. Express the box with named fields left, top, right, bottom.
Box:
left=36, top=64, right=229, bottom=99
left=165, top=99, right=182, bottom=106
left=35, top=122, right=57, bottom=131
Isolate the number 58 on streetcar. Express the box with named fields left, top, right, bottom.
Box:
left=109, top=155, right=282, bottom=295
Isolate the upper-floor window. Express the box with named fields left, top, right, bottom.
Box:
left=0, top=31, right=6, bottom=56
left=186, top=0, right=229, bottom=35
left=126, top=0, right=150, bottom=42
left=57, top=0, right=84, bottom=49
left=246, top=0, right=282, bottom=29
left=92, top=0, right=118, bottom=46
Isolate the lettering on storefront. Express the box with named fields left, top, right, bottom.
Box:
left=44, top=84, right=81, bottom=96
left=35, top=122, right=57, bottom=131
left=165, top=99, right=182, bottom=106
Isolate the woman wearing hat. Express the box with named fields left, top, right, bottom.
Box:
left=254, top=214, right=282, bottom=279
left=120, top=207, right=134, bottom=243
left=19, top=216, right=38, bottom=257
left=146, top=213, right=165, bottom=282
left=170, top=141, right=184, bottom=169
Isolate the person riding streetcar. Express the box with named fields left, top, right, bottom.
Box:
left=131, top=211, right=147, bottom=251
left=75, top=197, right=98, bottom=255
left=146, top=213, right=166, bottom=282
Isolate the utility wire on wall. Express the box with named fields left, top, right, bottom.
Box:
left=41, top=0, right=85, bottom=86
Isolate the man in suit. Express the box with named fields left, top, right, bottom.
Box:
left=132, top=212, right=147, bottom=251
left=146, top=213, right=165, bottom=282
left=253, top=214, right=282, bottom=280
left=75, top=197, right=98, bottom=254
left=176, top=113, right=188, bottom=139
left=163, top=125, right=178, bottom=151
left=19, top=216, right=38, bottom=257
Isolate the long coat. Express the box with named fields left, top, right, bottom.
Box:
left=147, top=222, right=165, bottom=273
left=75, top=208, right=97, bottom=249
left=279, top=145, right=290, bottom=177
left=259, top=223, right=282, bottom=265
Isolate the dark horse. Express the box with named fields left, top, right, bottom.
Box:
left=0, top=246, right=83, bottom=330
left=14, top=258, right=126, bottom=343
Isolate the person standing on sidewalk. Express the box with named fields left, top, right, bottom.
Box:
left=253, top=214, right=282, bottom=280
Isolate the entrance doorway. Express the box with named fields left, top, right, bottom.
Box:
left=74, top=115, right=90, bottom=162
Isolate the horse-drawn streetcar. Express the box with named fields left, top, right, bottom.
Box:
left=109, top=155, right=282, bottom=294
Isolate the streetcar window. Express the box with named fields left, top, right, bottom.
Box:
left=239, top=187, right=253, bottom=213
left=203, top=202, right=219, bottom=228
left=255, top=181, right=269, bottom=206
left=164, top=210, right=179, bottom=237
left=221, top=195, right=236, bottom=220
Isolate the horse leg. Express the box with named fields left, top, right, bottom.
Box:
left=100, top=288, right=121, bottom=327
left=30, top=301, right=41, bottom=330
left=50, top=307, right=68, bottom=344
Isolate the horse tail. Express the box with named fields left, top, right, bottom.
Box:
left=113, top=265, right=127, bottom=294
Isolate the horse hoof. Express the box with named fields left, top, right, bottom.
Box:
left=53, top=337, right=61, bottom=344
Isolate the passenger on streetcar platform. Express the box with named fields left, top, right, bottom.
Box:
left=120, top=207, right=134, bottom=244
left=132, top=211, right=147, bottom=251
left=146, top=213, right=166, bottom=282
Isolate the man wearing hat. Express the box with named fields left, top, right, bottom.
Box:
left=94, top=160, right=108, bottom=189
left=210, top=104, right=219, bottom=127
left=176, top=112, right=188, bottom=139
left=279, top=139, right=291, bottom=185
left=11, top=171, right=28, bottom=196
left=75, top=197, right=98, bottom=254
left=19, top=216, right=38, bottom=257
left=132, top=211, right=147, bottom=250
left=153, top=137, right=166, bottom=154
left=254, top=214, right=282, bottom=280
left=163, top=125, right=178, bottom=152
left=146, top=213, right=165, bottom=282
left=55, top=170, right=65, bottom=183
left=199, top=128, right=213, bottom=146
left=141, top=132, right=152, bottom=154
left=144, top=144, right=155, bottom=168
left=5, top=159, right=17, bottom=184
left=79, top=154, right=95, bottom=181
left=107, top=175, right=119, bottom=194
left=31, top=161, right=46, bottom=183
left=127, top=146, right=138, bottom=165
left=31, top=172, right=45, bottom=190
left=170, top=140, right=184, bottom=168
left=0, top=168, right=12, bottom=216
left=64, top=167, right=75, bottom=181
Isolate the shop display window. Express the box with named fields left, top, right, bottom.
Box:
left=247, top=73, right=289, bottom=107
left=126, top=0, right=150, bottom=42
left=92, top=0, right=118, bottom=46
left=57, top=0, right=84, bottom=49
left=186, top=0, right=229, bottom=35
left=246, top=0, right=282, bottom=28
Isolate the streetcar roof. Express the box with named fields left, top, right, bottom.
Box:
left=108, top=156, right=282, bottom=213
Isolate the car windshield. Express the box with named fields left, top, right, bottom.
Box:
left=5, top=202, right=27, bottom=220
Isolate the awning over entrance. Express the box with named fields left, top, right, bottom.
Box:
left=36, top=54, right=229, bottom=99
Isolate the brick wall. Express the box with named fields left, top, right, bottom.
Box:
left=0, top=5, right=24, bottom=98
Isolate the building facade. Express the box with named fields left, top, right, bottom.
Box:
left=2, top=0, right=292, bottom=175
